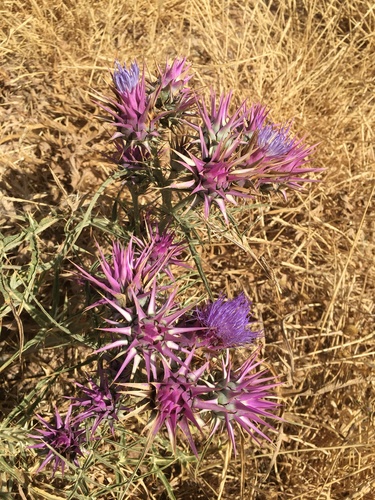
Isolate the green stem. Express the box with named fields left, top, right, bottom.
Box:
left=130, top=188, right=141, bottom=237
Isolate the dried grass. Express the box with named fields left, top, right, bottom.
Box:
left=1, top=0, right=374, bottom=498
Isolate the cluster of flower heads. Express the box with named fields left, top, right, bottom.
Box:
left=30, top=218, right=280, bottom=474
left=99, top=58, right=320, bottom=222
left=29, top=57, right=321, bottom=476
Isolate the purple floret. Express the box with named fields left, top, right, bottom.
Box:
left=196, top=293, right=260, bottom=349
left=113, top=61, right=140, bottom=94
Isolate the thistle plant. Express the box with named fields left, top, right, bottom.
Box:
left=28, top=57, right=321, bottom=479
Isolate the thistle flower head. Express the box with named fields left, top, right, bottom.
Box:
left=150, top=58, right=195, bottom=127
left=76, top=238, right=141, bottom=312
left=142, top=217, right=189, bottom=278
left=194, top=91, right=246, bottom=155
left=99, top=61, right=155, bottom=146
left=146, top=351, right=210, bottom=455
left=113, top=60, right=140, bottom=94
left=71, top=365, right=127, bottom=436
left=195, top=351, right=281, bottom=454
left=75, top=224, right=186, bottom=313
left=196, top=293, right=260, bottom=349
left=114, top=72, right=151, bottom=143
left=96, top=285, right=194, bottom=381
left=29, top=406, right=85, bottom=476
left=242, top=115, right=319, bottom=193
left=158, top=57, right=192, bottom=95
left=171, top=128, right=252, bottom=223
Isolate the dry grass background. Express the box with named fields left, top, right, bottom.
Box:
left=1, top=0, right=374, bottom=498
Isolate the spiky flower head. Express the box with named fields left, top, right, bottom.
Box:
left=193, top=91, right=247, bottom=155
left=76, top=238, right=141, bottom=312
left=96, top=285, right=194, bottom=381
left=122, top=351, right=210, bottom=456
left=142, top=217, right=189, bottom=279
left=99, top=60, right=156, bottom=148
left=195, top=351, right=281, bottom=454
left=71, top=365, right=127, bottom=436
left=150, top=58, right=195, bottom=127
left=256, top=121, right=318, bottom=192
left=29, top=406, right=85, bottom=476
left=114, top=72, right=151, bottom=143
left=170, top=128, right=253, bottom=223
left=157, top=57, right=192, bottom=95
left=239, top=108, right=319, bottom=194
left=195, top=293, right=260, bottom=349
left=75, top=221, right=187, bottom=314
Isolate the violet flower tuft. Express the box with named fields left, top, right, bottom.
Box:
left=113, top=60, right=140, bottom=94
left=196, top=293, right=260, bottom=349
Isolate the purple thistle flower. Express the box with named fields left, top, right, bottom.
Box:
left=75, top=223, right=187, bottom=313
left=172, top=93, right=319, bottom=215
left=113, top=60, right=140, bottom=94
left=257, top=123, right=319, bottom=192
left=29, top=406, right=85, bottom=476
left=142, top=217, right=190, bottom=280
left=195, top=293, right=260, bottom=349
left=240, top=111, right=320, bottom=194
left=75, top=238, right=141, bottom=313
left=149, top=355, right=208, bottom=455
left=96, top=285, right=195, bottom=381
left=157, top=57, right=192, bottom=95
left=170, top=128, right=253, bottom=223
left=99, top=61, right=155, bottom=146
left=150, top=58, right=195, bottom=126
left=193, top=91, right=247, bottom=153
left=195, top=350, right=281, bottom=454
left=123, top=350, right=210, bottom=456
left=71, top=365, right=128, bottom=436
left=113, top=71, right=151, bottom=143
